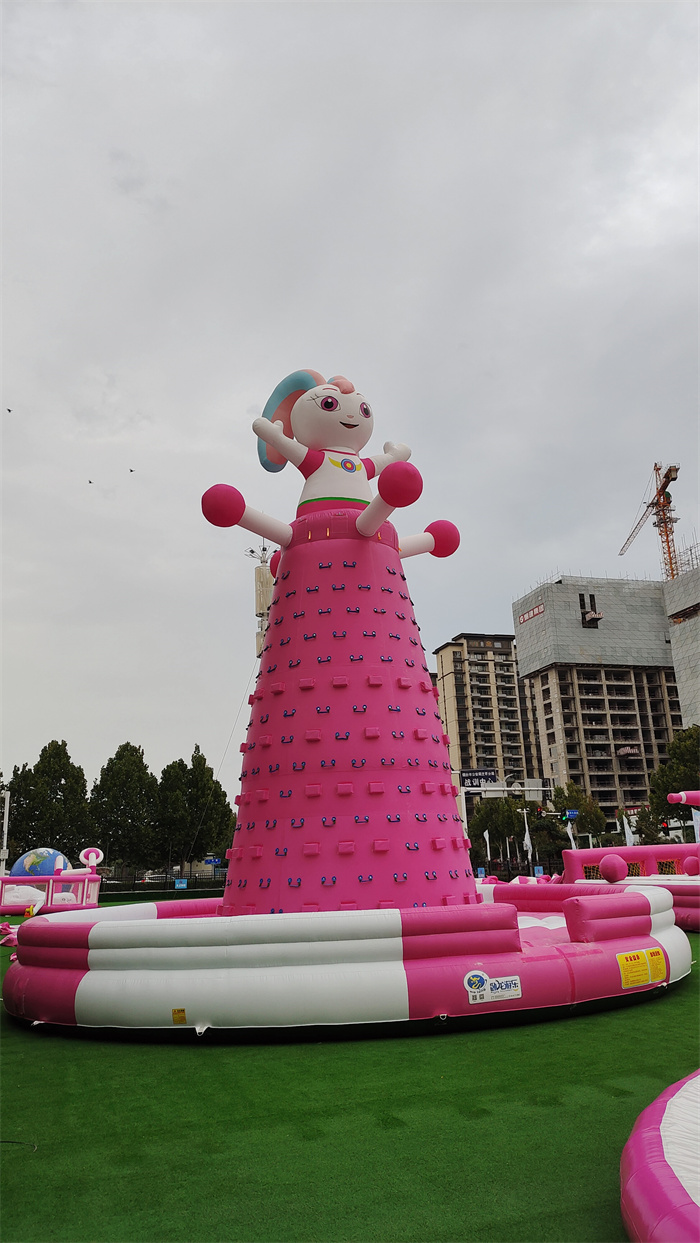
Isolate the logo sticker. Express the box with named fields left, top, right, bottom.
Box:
left=463, top=972, right=522, bottom=1004
left=329, top=456, right=362, bottom=473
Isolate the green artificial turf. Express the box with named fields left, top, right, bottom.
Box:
left=0, top=934, right=697, bottom=1243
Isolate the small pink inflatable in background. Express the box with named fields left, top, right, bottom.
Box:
left=667, top=791, right=700, bottom=807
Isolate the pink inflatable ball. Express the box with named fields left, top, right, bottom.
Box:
left=201, top=484, right=246, bottom=528
left=377, top=460, right=423, bottom=507
left=599, top=854, right=628, bottom=883
left=425, top=519, right=460, bottom=558
left=683, top=855, right=700, bottom=876
left=269, top=550, right=281, bottom=579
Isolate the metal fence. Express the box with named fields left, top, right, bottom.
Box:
left=101, top=870, right=227, bottom=892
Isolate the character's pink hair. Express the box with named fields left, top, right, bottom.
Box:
left=259, top=371, right=356, bottom=471
left=327, top=375, right=355, bottom=394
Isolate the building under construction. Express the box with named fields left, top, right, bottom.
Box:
left=511, top=575, right=684, bottom=829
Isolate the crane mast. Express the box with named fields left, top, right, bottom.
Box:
left=618, top=462, right=680, bottom=580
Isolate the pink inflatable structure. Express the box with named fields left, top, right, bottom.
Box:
left=1, top=373, right=693, bottom=1031
left=558, top=792, right=700, bottom=932
left=0, top=849, right=103, bottom=917
left=561, top=843, right=700, bottom=933
left=621, top=1069, right=700, bottom=1242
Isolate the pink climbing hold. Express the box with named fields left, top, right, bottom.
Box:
left=201, top=484, right=246, bottom=528
left=425, top=520, right=460, bottom=558
left=378, top=461, right=423, bottom=508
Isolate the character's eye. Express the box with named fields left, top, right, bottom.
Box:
left=320, top=396, right=339, bottom=412
left=360, top=402, right=372, bottom=419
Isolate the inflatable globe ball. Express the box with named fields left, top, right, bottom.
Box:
left=10, top=848, right=70, bottom=877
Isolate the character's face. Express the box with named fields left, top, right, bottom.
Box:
left=290, top=385, right=373, bottom=453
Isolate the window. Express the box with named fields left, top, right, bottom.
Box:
left=580, top=592, right=600, bottom=629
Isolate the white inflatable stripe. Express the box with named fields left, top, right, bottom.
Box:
left=577, top=876, right=698, bottom=889
left=623, top=876, right=698, bottom=887
left=87, top=907, right=403, bottom=950
left=87, top=935, right=404, bottom=971
left=645, top=924, right=692, bottom=984
left=517, top=915, right=567, bottom=929
left=660, top=1075, right=700, bottom=1204
left=622, top=885, right=673, bottom=915
left=74, top=960, right=410, bottom=1028
left=39, top=902, right=159, bottom=925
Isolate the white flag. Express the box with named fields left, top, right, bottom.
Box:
left=523, top=821, right=532, bottom=859
left=483, top=829, right=491, bottom=861
left=692, top=808, right=700, bottom=845
left=623, top=816, right=635, bottom=848
left=566, top=824, right=576, bottom=849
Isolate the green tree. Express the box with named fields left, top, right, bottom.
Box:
left=90, top=743, right=159, bottom=870
left=531, top=818, right=571, bottom=870
left=649, top=725, right=699, bottom=831
left=630, top=804, right=663, bottom=845
left=5, top=763, right=38, bottom=861
left=7, top=742, right=91, bottom=863
left=468, top=798, right=525, bottom=868
left=551, top=781, right=606, bottom=842
left=156, top=758, right=190, bottom=873
left=155, top=745, right=235, bottom=874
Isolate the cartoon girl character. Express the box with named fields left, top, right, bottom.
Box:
left=203, top=369, right=458, bottom=557
left=201, top=370, right=470, bottom=918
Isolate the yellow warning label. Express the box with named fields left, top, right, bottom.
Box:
left=172, top=1008, right=187, bottom=1025
left=617, top=951, right=650, bottom=988
left=617, top=948, right=667, bottom=989
left=646, top=946, right=666, bottom=983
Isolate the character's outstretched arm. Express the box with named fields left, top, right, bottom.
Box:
left=202, top=485, right=293, bottom=547
left=366, top=441, right=412, bottom=475
left=252, top=417, right=308, bottom=469
left=398, top=521, right=460, bottom=560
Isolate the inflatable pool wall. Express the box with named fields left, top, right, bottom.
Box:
left=203, top=370, right=472, bottom=915
left=621, top=1069, right=700, bottom=1242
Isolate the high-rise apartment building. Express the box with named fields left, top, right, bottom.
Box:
left=512, top=576, right=683, bottom=828
left=434, top=633, right=528, bottom=794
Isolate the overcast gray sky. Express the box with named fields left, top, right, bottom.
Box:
left=2, top=1, right=697, bottom=808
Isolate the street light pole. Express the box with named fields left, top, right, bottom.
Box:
left=517, top=805, right=533, bottom=875
left=0, top=789, right=10, bottom=877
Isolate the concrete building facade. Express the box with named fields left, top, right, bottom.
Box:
left=434, top=633, right=529, bottom=798
left=663, top=565, right=700, bottom=728
left=511, top=576, right=683, bottom=827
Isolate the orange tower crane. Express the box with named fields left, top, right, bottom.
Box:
left=618, top=463, right=680, bottom=580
